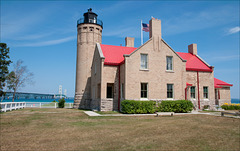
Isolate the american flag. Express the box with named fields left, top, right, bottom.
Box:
left=142, top=23, right=149, bottom=32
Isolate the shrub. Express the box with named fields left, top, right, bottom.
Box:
left=158, top=100, right=194, bottom=113
left=221, top=103, right=240, bottom=110
left=203, top=105, right=210, bottom=110
left=121, top=100, right=156, bottom=114
left=58, top=98, right=65, bottom=108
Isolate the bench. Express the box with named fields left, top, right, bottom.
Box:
left=221, top=111, right=240, bottom=117
left=156, top=112, right=174, bottom=117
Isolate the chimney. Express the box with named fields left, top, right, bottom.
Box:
left=188, top=44, right=197, bottom=55
left=125, top=37, right=134, bottom=47
left=149, top=18, right=161, bottom=39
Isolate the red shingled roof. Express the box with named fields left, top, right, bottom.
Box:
left=100, top=44, right=137, bottom=65
left=100, top=44, right=213, bottom=72
left=177, top=52, right=212, bottom=72
left=214, top=78, right=233, bottom=88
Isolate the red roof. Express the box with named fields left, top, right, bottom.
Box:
left=214, top=78, right=233, bottom=88
left=100, top=44, right=136, bottom=65
left=177, top=52, right=212, bottom=72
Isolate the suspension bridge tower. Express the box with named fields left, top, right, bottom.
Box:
left=74, top=8, right=103, bottom=109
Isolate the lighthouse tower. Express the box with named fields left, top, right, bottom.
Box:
left=74, top=8, right=103, bottom=109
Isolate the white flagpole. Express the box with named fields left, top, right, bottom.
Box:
left=141, top=20, right=143, bottom=45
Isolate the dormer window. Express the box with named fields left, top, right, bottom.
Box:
left=166, top=56, right=173, bottom=71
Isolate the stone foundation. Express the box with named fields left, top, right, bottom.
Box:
left=100, top=99, right=113, bottom=111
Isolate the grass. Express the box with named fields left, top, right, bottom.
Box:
left=95, top=110, right=121, bottom=114
left=1, top=108, right=240, bottom=151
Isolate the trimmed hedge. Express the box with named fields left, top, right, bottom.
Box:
left=121, top=100, right=156, bottom=114
left=158, top=100, right=193, bottom=113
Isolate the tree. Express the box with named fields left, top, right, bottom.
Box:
left=6, top=60, right=33, bottom=102
left=0, top=43, right=12, bottom=97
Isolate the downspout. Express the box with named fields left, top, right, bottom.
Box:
left=185, top=86, right=188, bottom=100
left=218, top=90, right=220, bottom=99
left=197, top=71, right=200, bottom=109
left=118, top=65, right=121, bottom=111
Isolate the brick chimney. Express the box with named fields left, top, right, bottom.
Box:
left=188, top=44, right=197, bottom=55
left=149, top=18, right=161, bottom=39
left=125, top=37, right=134, bottom=47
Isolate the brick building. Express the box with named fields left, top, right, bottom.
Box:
left=74, top=9, right=232, bottom=111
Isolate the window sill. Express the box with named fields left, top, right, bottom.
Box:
left=140, top=98, right=148, bottom=101
left=106, top=98, right=113, bottom=100
left=203, top=99, right=209, bottom=101
left=140, top=69, right=149, bottom=71
left=166, top=98, right=174, bottom=100
left=166, top=70, right=174, bottom=73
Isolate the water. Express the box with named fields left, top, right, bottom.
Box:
left=231, top=98, right=240, bottom=104
left=1, top=98, right=74, bottom=103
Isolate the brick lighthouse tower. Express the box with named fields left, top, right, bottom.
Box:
left=74, top=8, right=103, bottom=108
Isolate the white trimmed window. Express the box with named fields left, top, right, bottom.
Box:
left=140, top=54, right=148, bottom=69
left=166, top=56, right=173, bottom=71
left=141, top=83, right=148, bottom=98
left=190, top=86, right=195, bottom=99
left=203, top=87, right=208, bottom=99
left=167, top=84, right=173, bottom=98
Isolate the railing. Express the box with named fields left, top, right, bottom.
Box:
left=0, top=102, right=26, bottom=112
left=0, top=102, right=74, bottom=112
left=24, top=102, right=74, bottom=109
left=77, top=18, right=103, bottom=28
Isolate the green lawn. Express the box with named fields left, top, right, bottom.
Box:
left=1, top=108, right=239, bottom=151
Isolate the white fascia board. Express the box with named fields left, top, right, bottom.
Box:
left=96, top=43, right=105, bottom=59
left=196, top=54, right=212, bottom=67
left=161, top=39, right=187, bottom=62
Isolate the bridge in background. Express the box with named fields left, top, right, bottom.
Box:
left=1, top=92, right=57, bottom=100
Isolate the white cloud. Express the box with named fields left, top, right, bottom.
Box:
left=13, top=32, right=54, bottom=41
left=15, top=36, right=76, bottom=47
left=212, top=55, right=240, bottom=61
left=228, top=27, right=240, bottom=35
left=104, top=27, right=138, bottom=38
left=163, top=5, right=238, bottom=36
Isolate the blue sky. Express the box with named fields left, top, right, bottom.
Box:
left=1, top=0, right=239, bottom=98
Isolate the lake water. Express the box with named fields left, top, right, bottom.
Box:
left=1, top=98, right=74, bottom=103
left=231, top=98, right=240, bottom=104
left=1, top=98, right=239, bottom=104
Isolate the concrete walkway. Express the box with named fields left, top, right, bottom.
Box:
left=84, top=110, right=211, bottom=117
left=84, top=111, right=102, bottom=116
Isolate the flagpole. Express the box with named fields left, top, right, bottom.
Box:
left=141, top=20, right=143, bottom=45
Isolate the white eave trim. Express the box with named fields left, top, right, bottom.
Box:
left=196, top=54, right=213, bottom=68
left=96, top=43, right=105, bottom=59
left=161, top=39, right=187, bottom=62
left=124, top=38, right=153, bottom=57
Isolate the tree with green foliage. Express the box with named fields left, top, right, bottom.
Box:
left=0, top=43, right=12, bottom=99
left=6, top=60, right=33, bottom=102
left=58, top=98, right=65, bottom=108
